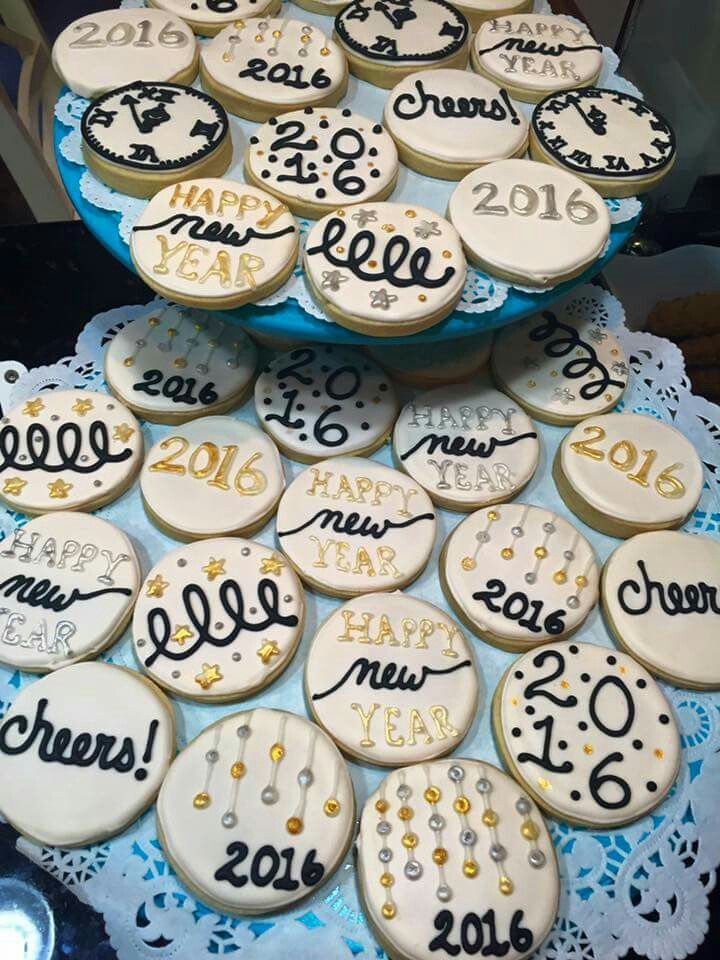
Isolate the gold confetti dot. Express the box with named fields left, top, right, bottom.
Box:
left=402, top=832, right=418, bottom=849
left=499, top=877, right=514, bottom=896
left=501, top=547, right=514, bottom=560
left=324, top=798, right=340, bottom=817
left=527, top=380, right=536, bottom=388
left=173, top=358, right=187, bottom=369
left=193, top=791, right=210, bottom=809
left=424, top=786, right=441, bottom=804
left=398, top=806, right=413, bottom=821
left=336, top=247, right=345, bottom=254
left=461, top=557, right=476, bottom=571
left=123, top=357, right=134, bottom=367
left=382, top=224, right=396, bottom=233
left=432, top=847, right=448, bottom=865
left=418, top=294, right=427, bottom=302
left=320, top=46, right=330, bottom=55
left=655, top=749, right=664, bottom=759
left=231, top=762, right=245, bottom=779
left=376, top=798, right=389, bottom=814
left=488, top=511, right=499, bottom=521
left=553, top=571, right=567, bottom=584
left=538, top=778, right=551, bottom=790
left=368, top=260, right=378, bottom=268
left=453, top=796, right=470, bottom=815
left=550, top=370, right=558, bottom=377
left=605, top=394, right=613, bottom=402
left=583, top=744, right=594, bottom=755
left=382, top=903, right=396, bottom=919
left=482, top=809, right=498, bottom=827
left=442, top=250, right=452, bottom=259
left=521, top=820, right=539, bottom=841
left=560, top=680, right=570, bottom=689
left=463, top=860, right=478, bottom=878
left=380, top=872, right=394, bottom=887
left=272, top=29, right=281, bottom=38
left=575, top=575, right=588, bottom=588
left=510, top=697, right=519, bottom=706
left=534, top=546, right=548, bottom=559
left=286, top=816, right=303, bottom=835
left=270, top=743, right=285, bottom=762
left=148, top=317, right=160, bottom=327
left=405, top=210, right=417, bottom=218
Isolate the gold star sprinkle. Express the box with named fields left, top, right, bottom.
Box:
left=260, top=553, right=285, bottom=576
left=146, top=574, right=169, bottom=598
left=72, top=397, right=94, bottom=416
left=584, top=744, right=594, bottom=755
left=23, top=398, right=44, bottom=417
left=48, top=479, right=73, bottom=499
left=171, top=625, right=193, bottom=645
left=2, top=477, right=26, bottom=496
left=257, top=640, right=280, bottom=665
left=202, top=557, right=226, bottom=581
left=654, top=749, right=664, bottom=759
left=113, top=423, right=135, bottom=443
left=195, top=663, right=223, bottom=690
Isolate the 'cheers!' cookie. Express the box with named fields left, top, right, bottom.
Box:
left=0, top=390, right=143, bottom=515
left=367, top=331, right=492, bottom=388
left=493, top=640, right=681, bottom=827
left=254, top=344, right=398, bottom=463
left=156, top=707, right=355, bottom=914
left=149, top=0, right=281, bottom=36
left=276, top=458, right=437, bottom=597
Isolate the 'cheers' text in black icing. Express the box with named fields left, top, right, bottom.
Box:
left=617, top=559, right=720, bottom=617
left=392, top=78, right=522, bottom=126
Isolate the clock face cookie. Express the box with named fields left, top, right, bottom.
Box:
left=82, top=81, right=231, bottom=199
left=0, top=513, right=140, bottom=672
left=200, top=19, right=348, bottom=122
left=472, top=14, right=603, bottom=103
left=306, top=592, right=479, bottom=766
left=494, top=640, right=681, bottom=827
left=448, top=159, right=610, bottom=288
left=441, top=503, right=599, bottom=651
left=555, top=413, right=704, bottom=537
left=129, top=179, right=299, bottom=310
left=531, top=88, right=676, bottom=198
left=0, top=662, right=174, bottom=846
left=156, top=707, right=355, bottom=914
left=304, top=202, right=467, bottom=336
left=357, top=759, right=559, bottom=960
left=394, top=382, right=540, bottom=511
left=141, top=417, right=284, bottom=540
left=276, top=457, right=437, bottom=597
left=254, top=344, right=398, bottom=463
left=133, top=539, right=303, bottom=701
left=384, top=69, right=529, bottom=181
left=0, top=390, right=143, bottom=515
left=52, top=9, right=198, bottom=99
left=491, top=307, right=628, bottom=424
left=149, top=0, right=281, bottom=37
left=245, top=107, right=399, bottom=219
left=367, top=331, right=492, bottom=388
left=453, top=0, right=533, bottom=32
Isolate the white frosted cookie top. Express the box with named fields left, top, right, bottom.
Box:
left=306, top=592, right=479, bottom=764
left=0, top=513, right=139, bottom=671
left=474, top=14, right=602, bottom=95
left=0, top=662, right=174, bottom=846
left=304, top=202, right=466, bottom=326
left=559, top=413, right=704, bottom=528
left=384, top=69, right=529, bottom=165
left=52, top=9, right=197, bottom=99
left=141, top=417, right=284, bottom=537
left=157, top=707, right=354, bottom=913
left=254, top=344, right=398, bottom=461
left=276, top=457, right=437, bottom=596
left=368, top=331, right=492, bottom=384
left=443, top=503, right=599, bottom=645
left=603, top=532, right=720, bottom=688
left=448, top=159, right=610, bottom=286
left=394, top=381, right=540, bottom=509
left=0, top=390, right=143, bottom=514
left=357, top=759, right=559, bottom=960
left=152, top=0, right=274, bottom=29
left=497, top=641, right=680, bottom=826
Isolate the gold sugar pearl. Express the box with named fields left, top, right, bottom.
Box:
left=442, top=250, right=452, bottom=259
left=320, top=46, right=330, bottom=55
left=272, top=29, right=281, bottom=38
left=381, top=224, right=396, bottom=233
left=501, top=547, right=514, bottom=560
left=453, top=796, right=470, bottom=815
left=270, top=743, right=285, bottom=762
left=380, top=872, right=394, bottom=887
left=222, top=52, right=231, bottom=62
left=123, top=357, right=134, bottom=367
left=655, top=748, right=664, bottom=759
left=482, top=809, right=498, bottom=827
left=174, top=358, right=187, bottom=369
left=432, top=847, right=448, bottom=865
left=488, top=511, right=499, bottom=521
left=337, top=209, right=345, bottom=217
left=167, top=328, right=177, bottom=337
left=398, top=806, right=413, bottom=821
left=534, top=546, right=548, bottom=559
left=560, top=680, right=570, bottom=689
left=405, top=210, right=417, bottom=218
left=301, top=34, right=311, bottom=43
left=418, top=294, right=427, bottom=302
left=424, top=786, right=441, bottom=804
left=193, top=791, right=210, bottom=809
left=463, top=860, right=478, bottom=878
left=461, top=558, right=476, bottom=571
left=286, top=816, right=303, bottom=835
left=376, top=798, right=389, bottom=814
left=583, top=744, right=594, bottom=755
left=324, top=798, right=340, bottom=817
left=368, top=260, right=378, bottom=268
left=148, top=317, right=160, bottom=327
left=382, top=903, right=396, bottom=919
left=499, top=877, right=514, bottom=896
left=521, top=820, right=539, bottom=841
left=255, top=33, right=263, bottom=41
left=575, top=575, right=588, bottom=588
left=233, top=19, right=245, bottom=27
left=231, top=761, right=246, bottom=779
left=553, top=571, right=567, bottom=584
left=402, top=832, right=418, bottom=849
left=336, top=247, right=345, bottom=254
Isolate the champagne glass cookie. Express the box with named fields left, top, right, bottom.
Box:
left=148, top=0, right=282, bottom=37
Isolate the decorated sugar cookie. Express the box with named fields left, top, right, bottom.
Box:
left=254, top=344, right=398, bottom=463
left=491, top=307, right=628, bottom=424
left=448, top=159, right=610, bottom=288
left=52, top=9, right=198, bottom=100
left=0, top=662, right=174, bottom=846
left=441, top=503, right=599, bottom=651
left=0, top=390, right=143, bottom=515
left=245, top=108, right=399, bottom=219
left=555, top=413, right=704, bottom=537
left=149, top=0, right=281, bottom=37
left=304, top=202, right=467, bottom=336
left=357, top=759, right=559, bottom=960
left=384, top=69, right=529, bottom=181
left=156, top=707, right=354, bottom=914
left=306, top=593, right=479, bottom=765
left=367, top=332, right=492, bottom=388
left=472, top=15, right=603, bottom=104
left=133, top=539, right=303, bottom=701
left=454, top=0, right=533, bottom=32
left=276, top=457, right=437, bottom=597
left=130, top=179, right=299, bottom=310
left=394, top=382, right=540, bottom=511
left=200, top=19, right=348, bottom=122
left=295, top=0, right=346, bottom=13
left=494, top=640, right=681, bottom=827
left=82, top=81, right=231, bottom=199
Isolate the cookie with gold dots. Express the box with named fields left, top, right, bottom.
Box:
left=357, top=759, right=559, bottom=960
left=156, top=707, right=355, bottom=914
left=148, top=0, right=282, bottom=37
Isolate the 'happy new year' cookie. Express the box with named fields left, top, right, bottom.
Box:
left=0, top=662, right=175, bottom=846
left=156, top=707, right=355, bottom=914
left=149, top=0, right=281, bottom=37
left=367, top=331, right=492, bottom=388
left=493, top=640, right=681, bottom=827
left=276, top=457, right=437, bottom=597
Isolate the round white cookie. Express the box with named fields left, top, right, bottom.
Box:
left=602, top=531, right=720, bottom=690
left=254, top=344, right=398, bottom=463
left=149, top=0, right=281, bottom=37
left=384, top=69, right=529, bottom=180
left=130, top=179, right=299, bottom=310
left=491, top=307, right=628, bottom=424
left=157, top=707, right=355, bottom=914
left=494, top=640, right=681, bottom=827
left=454, top=0, right=533, bottom=31
left=0, top=390, right=143, bottom=515
left=276, top=457, right=437, bottom=597
left=441, top=503, right=599, bottom=651
left=555, top=413, right=704, bottom=538
left=304, top=202, right=467, bottom=336
left=133, top=539, right=303, bottom=701
left=394, top=381, right=540, bottom=511
left=141, top=418, right=284, bottom=540
left=245, top=107, right=399, bottom=219
left=294, top=0, right=346, bottom=13
left=52, top=9, right=198, bottom=99
left=448, top=159, right=610, bottom=288
left=357, top=759, right=559, bottom=960
left=0, top=662, right=175, bottom=846
left=367, top=331, right=492, bottom=388
left=306, top=592, right=479, bottom=766
left=0, top=513, right=140, bottom=672
left=472, top=14, right=603, bottom=103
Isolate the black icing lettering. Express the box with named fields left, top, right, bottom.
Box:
left=399, top=431, right=537, bottom=462
left=0, top=420, right=133, bottom=474
left=131, top=213, right=295, bottom=249
left=132, top=370, right=219, bottom=406
left=393, top=78, right=521, bottom=125
left=429, top=909, right=533, bottom=956
left=215, top=842, right=324, bottom=890
left=477, top=37, right=602, bottom=58
left=0, top=573, right=132, bottom=613
left=277, top=508, right=435, bottom=541
left=238, top=58, right=332, bottom=91
left=471, top=579, right=566, bottom=635
left=311, top=656, right=472, bottom=701
left=617, top=559, right=720, bottom=617
left=516, top=714, right=574, bottom=774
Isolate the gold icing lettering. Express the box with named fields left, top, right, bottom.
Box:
left=430, top=705, right=459, bottom=741
left=407, top=709, right=433, bottom=746
left=153, top=235, right=187, bottom=275
left=384, top=707, right=404, bottom=747
left=351, top=702, right=379, bottom=747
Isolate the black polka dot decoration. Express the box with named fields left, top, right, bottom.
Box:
left=512, top=727, right=521, bottom=737
left=633, top=739, right=643, bottom=750
left=646, top=781, right=657, bottom=792
left=570, top=790, right=581, bottom=801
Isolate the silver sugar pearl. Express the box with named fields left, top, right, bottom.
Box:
left=232, top=652, right=241, bottom=662
left=436, top=884, right=452, bottom=903
left=377, top=820, right=392, bottom=836
left=511, top=526, right=524, bottom=537
left=222, top=812, right=237, bottom=829
left=284, top=595, right=293, bottom=603
left=196, top=364, right=209, bottom=374
left=249, top=607, right=257, bottom=615
left=460, top=828, right=477, bottom=847
left=525, top=572, right=537, bottom=584
left=475, top=778, right=492, bottom=795
left=205, top=749, right=219, bottom=763
left=171, top=669, right=180, bottom=678
left=297, top=767, right=314, bottom=787
left=567, top=596, right=580, bottom=609
left=378, top=847, right=393, bottom=863
left=428, top=813, right=445, bottom=831
left=529, top=849, right=546, bottom=869
left=177, top=558, right=187, bottom=567
left=51, top=414, right=59, bottom=421
left=93, top=480, right=102, bottom=487
left=543, top=522, right=556, bottom=534
left=261, top=785, right=278, bottom=805
left=448, top=764, right=465, bottom=782
left=226, top=360, right=238, bottom=369
left=241, top=547, right=251, bottom=556
left=476, top=531, right=490, bottom=543
left=563, top=550, right=574, bottom=561
left=137, top=639, right=146, bottom=648
left=515, top=797, right=531, bottom=815
left=489, top=843, right=507, bottom=862
left=80, top=455, right=88, bottom=462
left=396, top=784, right=411, bottom=800
left=135, top=338, right=146, bottom=347
left=215, top=622, right=224, bottom=630
left=236, top=724, right=251, bottom=739
left=404, top=859, right=423, bottom=880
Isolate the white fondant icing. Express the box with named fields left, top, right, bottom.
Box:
left=152, top=0, right=276, bottom=29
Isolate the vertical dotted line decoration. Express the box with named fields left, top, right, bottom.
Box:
left=287, top=729, right=317, bottom=835
left=262, top=713, right=288, bottom=805
left=450, top=771, right=477, bottom=879
left=193, top=725, right=222, bottom=810
left=375, top=785, right=396, bottom=919
left=122, top=304, right=173, bottom=368
left=223, top=20, right=246, bottom=62
left=461, top=509, right=501, bottom=571
left=396, top=777, right=422, bottom=882
left=516, top=795, right=547, bottom=869
left=475, top=767, right=513, bottom=896
left=523, top=515, right=555, bottom=585
left=323, top=758, right=342, bottom=818
left=221, top=714, right=253, bottom=829
left=424, top=766, right=451, bottom=903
